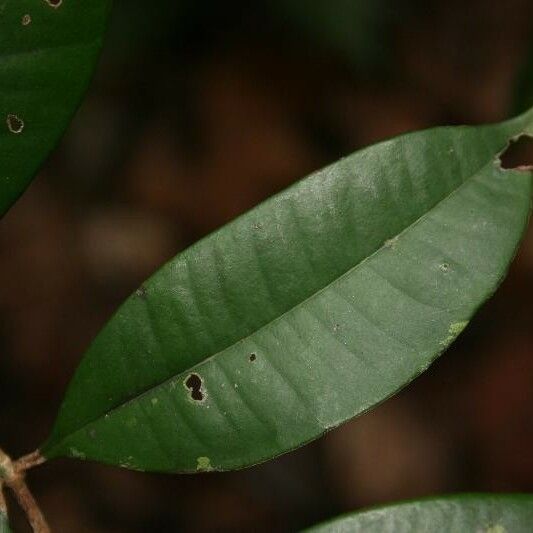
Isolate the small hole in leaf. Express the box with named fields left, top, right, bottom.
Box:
left=6, top=114, right=24, bottom=134
left=439, top=262, right=450, bottom=272
left=185, top=373, right=204, bottom=402
left=249, top=353, right=257, bottom=362
left=21, top=14, right=32, bottom=26
left=499, top=135, right=533, bottom=171
left=45, top=0, right=62, bottom=7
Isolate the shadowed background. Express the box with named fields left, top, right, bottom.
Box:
left=1, top=0, right=532, bottom=531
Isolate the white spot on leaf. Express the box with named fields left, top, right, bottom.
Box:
left=483, top=526, right=506, bottom=533
left=196, top=456, right=213, bottom=472
left=440, top=321, right=469, bottom=347
left=384, top=236, right=398, bottom=249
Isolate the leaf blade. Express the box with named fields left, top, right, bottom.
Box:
left=42, top=109, right=533, bottom=472
left=305, top=494, right=533, bottom=533
left=0, top=0, right=111, bottom=217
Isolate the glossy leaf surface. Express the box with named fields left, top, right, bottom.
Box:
left=42, top=108, right=533, bottom=472
left=0, top=0, right=111, bottom=217
left=306, top=494, right=533, bottom=533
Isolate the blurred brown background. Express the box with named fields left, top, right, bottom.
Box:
left=1, top=1, right=533, bottom=531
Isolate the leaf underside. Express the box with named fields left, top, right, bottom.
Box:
left=42, top=108, right=533, bottom=473
left=0, top=0, right=111, bottom=217
left=305, top=494, right=533, bottom=533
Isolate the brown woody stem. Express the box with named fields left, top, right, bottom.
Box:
left=13, top=451, right=47, bottom=473
left=0, top=447, right=50, bottom=533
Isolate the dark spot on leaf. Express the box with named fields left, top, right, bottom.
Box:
left=249, top=353, right=257, bottom=362
left=185, top=373, right=204, bottom=402
left=6, top=114, right=24, bottom=134
left=499, top=135, right=533, bottom=171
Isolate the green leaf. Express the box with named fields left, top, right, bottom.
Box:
left=0, top=0, right=111, bottom=218
left=305, top=494, right=533, bottom=533
left=0, top=510, right=11, bottom=533
left=42, top=108, right=533, bottom=473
